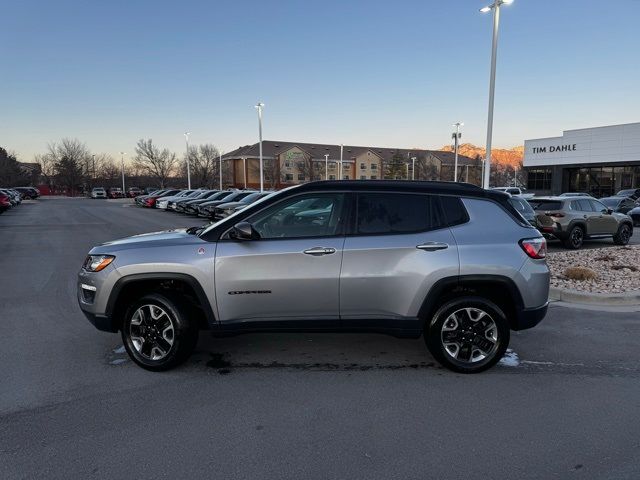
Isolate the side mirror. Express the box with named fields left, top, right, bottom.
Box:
left=231, top=221, right=260, bottom=240
left=605, top=208, right=613, bottom=214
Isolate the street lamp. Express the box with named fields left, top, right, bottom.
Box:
left=411, top=157, right=416, bottom=181
left=340, top=144, right=344, bottom=179
left=242, top=156, right=247, bottom=189
left=184, top=132, right=191, bottom=189
left=480, top=0, right=513, bottom=189
left=255, top=102, right=265, bottom=192
left=324, top=154, right=329, bottom=180
left=119, top=152, right=126, bottom=192
left=452, top=122, right=464, bottom=182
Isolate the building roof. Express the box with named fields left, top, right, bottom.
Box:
left=222, top=140, right=477, bottom=165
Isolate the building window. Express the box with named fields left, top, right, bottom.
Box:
left=284, top=161, right=291, bottom=168
left=527, top=168, right=552, bottom=190
left=360, top=163, right=366, bottom=170
left=370, top=164, right=378, bottom=170
left=370, top=175, right=377, bottom=180
left=329, top=163, right=336, bottom=170
left=297, top=174, right=305, bottom=181
left=343, top=175, right=350, bottom=180
left=343, top=163, right=349, bottom=170
left=360, top=175, right=367, bottom=180
left=329, top=174, right=336, bottom=180
left=284, top=173, right=293, bottom=181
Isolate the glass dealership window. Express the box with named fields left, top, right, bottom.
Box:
left=527, top=168, right=552, bottom=190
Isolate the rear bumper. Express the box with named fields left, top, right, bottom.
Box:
left=512, top=302, right=548, bottom=331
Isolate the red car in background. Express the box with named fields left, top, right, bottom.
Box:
left=0, top=193, right=12, bottom=214
left=142, top=189, right=180, bottom=207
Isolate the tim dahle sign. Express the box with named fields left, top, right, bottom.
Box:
left=532, top=144, right=577, bottom=154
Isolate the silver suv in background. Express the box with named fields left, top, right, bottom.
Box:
left=78, top=181, right=550, bottom=374
left=90, top=187, right=107, bottom=199
left=529, top=196, right=634, bottom=249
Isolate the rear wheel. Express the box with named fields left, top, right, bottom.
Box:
left=121, top=293, right=198, bottom=371
left=613, top=224, right=632, bottom=245
left=425, top=297, right=510, bottom=373
left=562, top=225, right=584, bottom=249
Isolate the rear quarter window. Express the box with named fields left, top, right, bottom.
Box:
left=439, top=196, right=469, bottom=227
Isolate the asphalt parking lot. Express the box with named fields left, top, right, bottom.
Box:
left=1, top=197, right=640, bottom=480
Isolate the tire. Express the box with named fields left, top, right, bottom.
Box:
left=562, top=225, right=584, bottom=249
left=425, top=296, right=510, bottom=374
left=121, top=293, right=198, bottom=371
left=613, top=223, right=632, bottom=246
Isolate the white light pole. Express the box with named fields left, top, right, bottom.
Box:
left=242, top=156, right=247, bottom=189
left=452, top=122, right=464, bottom=182
left=184, top=132, right=191, bottom=189
left=255, top=102, right=265, bottom=192
left=411, top=157, right=416, bottom=181
left=219, top=150, right=223, bottom=190
left=324, top=154, right=329, bottom=180
left=119, top=152, right=126, bottom=192
left=480, top=0, right=513, bottom=189
left=340, top=144, right=344, bottom=179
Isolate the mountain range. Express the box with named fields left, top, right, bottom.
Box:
left=440, top=143, right=524, bottom=167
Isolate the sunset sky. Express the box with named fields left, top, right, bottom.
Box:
left=3, top=0, right=639, bottom=162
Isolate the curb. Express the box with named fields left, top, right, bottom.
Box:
left=549, top=286, right=640, bottom=306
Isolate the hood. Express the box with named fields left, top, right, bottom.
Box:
left=90, top=228, right=205, bottom=254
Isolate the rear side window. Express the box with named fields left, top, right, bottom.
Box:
left=440, top=196, right=469, bottom=226
left=528, top=200, right=562, bottom=211
left=356, top=193, right=442, bottom=234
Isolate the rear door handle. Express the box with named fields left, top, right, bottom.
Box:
left=416, top=242, right=449, bottom=251
left=303, top=247, right=336, bottom=256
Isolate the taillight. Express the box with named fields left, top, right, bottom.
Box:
left=520, top=237, right=546, bottom=259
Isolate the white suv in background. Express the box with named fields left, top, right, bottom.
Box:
left=90, top=187, right=107, bottom=199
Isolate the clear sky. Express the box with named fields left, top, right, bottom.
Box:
left=2, top=0, right=639, bottom=163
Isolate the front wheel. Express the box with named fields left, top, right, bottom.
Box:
left=613, top=224, right=632, bottom=245
left=121, top=293, right=198, bottom=371
left=425, top=297, right=510, bottom=373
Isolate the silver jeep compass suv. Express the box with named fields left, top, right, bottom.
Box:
left=78, top=181, right=549, bottom=373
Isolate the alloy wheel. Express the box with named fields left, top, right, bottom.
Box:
left=571, top=227, right=583, bottom=248
left=441, top=307, right=498, bottom=363
left=129, top=304, right=175, bottom=361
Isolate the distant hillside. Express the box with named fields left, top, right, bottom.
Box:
left=441, top=143, right=523, bottom=167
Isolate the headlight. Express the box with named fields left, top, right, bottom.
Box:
left=83, top=255, right=115, bottom=272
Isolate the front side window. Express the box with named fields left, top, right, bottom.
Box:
left=590, top=199, right=608, bottom=213
left=249, top=194, right=345, bottom=239
left=356, top=193, right=442, bottom=235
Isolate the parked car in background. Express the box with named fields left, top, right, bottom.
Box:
left=616, top=188, right=640, bottom=201
left=174, top=190, right=220, bottom=213
left=0, top=192, right=12, bottom=213
left=13, top=187, right=40, bottom=199
left=528, top=196, right=633, bottom=249
left=156, top=190, right=199, bottom=209
left=127, top=187, right=143, bottom=198
left=197, top=191, right=256, bottom=218
left=1, top=189, right=22, bottom=206
left=599, top=196, right=637, bottom=214
left=492, top=187, right=534, bottom=199
left=108, top=187, right=125, bottom=199
left=78, top=180, right=549, bottom=373
left=558, top=192, right=594, bottom=197
left=212, top=191, right=273, bottom=220
left=135, top=189, right=164, bottom=206
left=90, top=187, right=107, bottom=199
left=628, top=206, right=640, bottom=227
left=141, top=189, right=180, bottom=208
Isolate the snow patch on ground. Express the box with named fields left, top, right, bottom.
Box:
left=499, top=349, right=520, bottom=367
left=112, top=345, right=126, bottom=354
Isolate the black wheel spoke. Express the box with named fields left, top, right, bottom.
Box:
left=473, top=336, right=495, bottom=353
left=442, top=330, right=460, bottom=343
left=457, top=343, right=472, bottom=361
left=155, top=336, right=172, bottom=353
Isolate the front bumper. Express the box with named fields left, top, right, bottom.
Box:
left=81, top=310, right=117, bottom=333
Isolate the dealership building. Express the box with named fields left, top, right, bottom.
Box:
left=523, top=122, right=640, bottom=197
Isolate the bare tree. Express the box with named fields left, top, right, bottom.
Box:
left=187, top=144, right=221, bottom=188
left=43, top=138, right=91, bottom=195
left=34, top=153, right=56, bottom=190
left=133, top=139, right=177, bottom=188
left=248, top=157, right=281, bottom=189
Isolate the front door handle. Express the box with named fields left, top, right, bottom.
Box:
left=303, top=247, right=336, bottom=256
left=416, top=242, right=449, bottom=252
